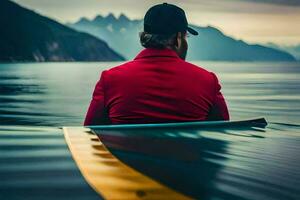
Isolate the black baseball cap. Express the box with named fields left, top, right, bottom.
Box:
left=144, top=3, right=198, bottom=36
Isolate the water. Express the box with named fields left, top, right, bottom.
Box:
left=0, top=62, right=299, bottom=200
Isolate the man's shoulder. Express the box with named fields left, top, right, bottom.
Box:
left=103, top=60, right=136, bottom=75
left=180, top=60, right=214, bottom=76
left=103, top=59, right=215, bottom=80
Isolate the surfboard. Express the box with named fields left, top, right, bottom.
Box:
left=63, top=127, right=192, bottom=200
left=63, top=118, right=267, bottom=199
left=89, top=117, right=267, bottom=132
left=89, top=118, right=267, bottom=156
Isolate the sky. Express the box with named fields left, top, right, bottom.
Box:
left=12, top=0, right=300, bottom=46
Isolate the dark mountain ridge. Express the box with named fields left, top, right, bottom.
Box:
left=0, top=0, right=125, bottom=62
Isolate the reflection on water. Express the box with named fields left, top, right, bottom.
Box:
left=0, top=62, right=300, bottom=199
left=98, top=125, right=300, bottom=200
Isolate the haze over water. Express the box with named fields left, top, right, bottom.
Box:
left=1, top=61, right=299, bottom=126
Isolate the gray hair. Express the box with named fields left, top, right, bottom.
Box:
left=139, top=32, right=177, bottom=49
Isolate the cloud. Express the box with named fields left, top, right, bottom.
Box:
left=240, top=0, right=300, bottom=6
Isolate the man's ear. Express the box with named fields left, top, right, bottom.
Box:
left=176, top=32, right=182, bottom=49
left=174, top=32, right=182, bottom=49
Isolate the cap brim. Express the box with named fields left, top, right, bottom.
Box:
left=187, top=27, right=198, bottom=36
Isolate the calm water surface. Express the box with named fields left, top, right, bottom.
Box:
left=0, top=62, right=299, bottom=200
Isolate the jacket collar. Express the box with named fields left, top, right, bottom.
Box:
left=134, top=48, right=180, bottom=60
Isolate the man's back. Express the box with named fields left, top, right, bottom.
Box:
left=84, top=48, right=229, bottom=125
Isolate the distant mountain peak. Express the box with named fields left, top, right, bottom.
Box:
left=204, top=25, right=223, bottom=34
left=76, top=13, right=132, bottom=27
left=106, top=13, right=117, bottom=21
left=118, top=13, right=129, bottom=21
left=78, top=17, right=90, bottom=24
left=93, top=15, right=104, bottom=22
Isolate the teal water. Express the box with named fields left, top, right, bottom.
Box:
left=0, top=62, right=299, bottom=200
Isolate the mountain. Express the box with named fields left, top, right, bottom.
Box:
left=266, top=43, right=300, bottom=61
left=68, top=14, right=295, bottom=61
left=67, top=14, right=142, bottom=61
left=187, top=26, right=295, bottom=61
left=0, top=0, right=124, bottom=62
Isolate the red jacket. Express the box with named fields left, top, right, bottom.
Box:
left=84, top=48, right=229, bottom=125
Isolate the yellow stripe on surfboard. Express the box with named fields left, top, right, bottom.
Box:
left=63, top=127, right=192, bottom=200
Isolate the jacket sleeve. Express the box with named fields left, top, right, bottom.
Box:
left=207, top=73, right=230, bottom=121
left=84, top=71, right=110, bottom=126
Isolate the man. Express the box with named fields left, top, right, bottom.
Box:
left=84, top=3, right=229, bottom=125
